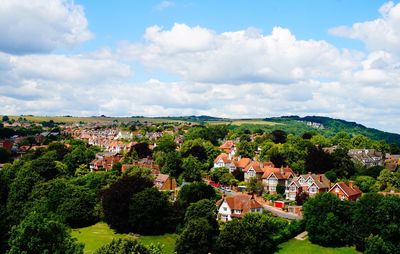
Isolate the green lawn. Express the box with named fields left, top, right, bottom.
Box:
left=276, top=239, right=360, bottom=254
left=71, top=222, right=177, bottom=254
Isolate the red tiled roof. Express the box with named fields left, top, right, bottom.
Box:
left=330, top=182, right=362, bottom=197
left=218, top=194, right=262, bottom=214
left=219, top=140, right=235, bottom=149
left=234, top=157, right=251, bottom=168
left=262, top=166, right=294, bottom=179
left=214, top=153, right=231, bottom=164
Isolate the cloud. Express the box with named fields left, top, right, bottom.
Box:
left=119, top=24, right=361, bottom=84
left=154, top=1, right=175, bottom=11
left=329, top=1, right=400, bottom=54
left=0, top=0, right=92, bottom=54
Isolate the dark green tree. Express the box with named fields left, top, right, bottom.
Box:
left=177, top=182, right=216, bottom=209
left=7, top=212, right=83, bottom=254
left=0, top=148, right=11, bottom=163
left=102, top=174, right=153, bottom=233
left=129, top=187, right=175, bottom=235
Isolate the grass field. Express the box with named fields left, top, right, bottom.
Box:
left=275, top=239, right=360, bottom=254
left=9, top=115, right=186, bottom=124
left=71, top=222, right=177, bottom=254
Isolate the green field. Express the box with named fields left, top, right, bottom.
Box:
left=9, top=115, right=187, bottom=124
left=275, top=239, right=360, bottom=254
left=71, top=222, right=177, bottom=254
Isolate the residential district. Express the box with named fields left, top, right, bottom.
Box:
left=0, top=116, right=399, bottom=253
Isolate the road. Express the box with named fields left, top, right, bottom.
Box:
left=261, top=204, right=302, bottom=220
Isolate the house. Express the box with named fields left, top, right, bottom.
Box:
left=213, top=153, right=251, bottom=173
left=154, top=174, right=177, bottom=191
left=216, top=194, right=263, bottom=222
left=243, top=161, right=274, bottom=182
left=329, top=181, right=362, bottom=201
left=213, top=153, right=236, bottom=172
left=114, top=131, right=133, bottom=140
left=0, top=139, right=14, bottom=151
left=287, top=173, right=331, bottom=200
left=385, top=154, right=399, bottom=171
left=90, top=152, right=122, bottom=171
left=348, top=149, right=384, bottom=168
left=261, top=166, right=295, bottom=194
left=219, top=140, right=236, bottom=157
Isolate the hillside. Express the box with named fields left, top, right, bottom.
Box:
left=264, top=116, right=400, bottom=146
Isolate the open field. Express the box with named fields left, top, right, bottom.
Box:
left=71, top=222, right=177, bottom=254
left=9, top=115, right=187, bottom=124
left=275, top=239, right=360, bottom=254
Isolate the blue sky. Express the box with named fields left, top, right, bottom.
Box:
left=1, top=0, right=400, bottom=133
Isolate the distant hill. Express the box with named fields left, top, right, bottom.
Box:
left=264, top=115, right=400, bottom=145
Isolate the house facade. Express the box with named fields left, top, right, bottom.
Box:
left=287, top=173, right=331, bottom=200
left=261, top=166, right=295, bottom=194
left=216, top=194, right=263, bottom=222
left=329, top=181, right=362, bottom=201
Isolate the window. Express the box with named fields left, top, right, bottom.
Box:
left=270, top=186, right=276, bottom=192
left=310, top=186, right=316, bottom=193
left=335, top=187, right=339, bottom=193
left=290, top=186, right=296, bottom=192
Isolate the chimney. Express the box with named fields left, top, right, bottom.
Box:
left=319, top=175, right=323, bottom=182
left=349, top=180, right=354, bottom=188
left=280, top=166, right=284, bottom=174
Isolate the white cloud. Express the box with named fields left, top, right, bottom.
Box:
left=329, top=1, right=400, bottom=54
left=0, top=0, right=92, bottom=54
left=120, top=24, right=361, bottom=84
left=154, top=1, right=175, bottom=11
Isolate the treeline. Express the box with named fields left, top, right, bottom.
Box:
left=304, top=192, right=400, bottom=254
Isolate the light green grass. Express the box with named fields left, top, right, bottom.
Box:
left=71, top=222, right=177, bottom=254
left=275, top=239, right=360, bottom=254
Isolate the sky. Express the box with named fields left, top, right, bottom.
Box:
left=0, top=0, right=400, bottom=133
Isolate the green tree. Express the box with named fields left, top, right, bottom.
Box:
left=210, top=167, right=230, bottom=183
left=129, top=187, right=175, bottom=235
left=177, top=182, right=216, bottom=209
left=215, top=213, right=287, bottom=254
left=94, top=239, right=161, bottom=254
left=247, top=177, right=263, bottom=195
left=354, top=175, right=376, bottom=193
left=364, top=235, right=395, bottom=254
left=0, top=148, right=11, bottom=163
left=181, top=155, right=204, bottom=182
left=102, top=174, right=153, bottom=233
left=7, top=211, right=83, bottom=254
left=2, top=116, right=9, bottom=122
left=175, top=218, right=215, bottom=254
left=236, top=141, right=256, bottom=158
left=155, top=134, right=177, bottom=153
left=303, top=193, right=352, bottom=246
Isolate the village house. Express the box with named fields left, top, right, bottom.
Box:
left=385, top=154, right=399, bottom=171
left=0, top=139, right=14, bottom=151
left=261, top=166, right=295, bottom=194
left=213, top=153, right=251, bottom=173
left=90, top=152, right=123, bottom=171
left=154, top=173, right=177, bottom=191
left=348, top=149, right=384, bottom=168
left=329, top=181, right=362, bottom=201
left=219, top=140, right=236, bottom=157
left=243, top=161, right=274, bottom=182
left=114, top=131, right=133, bottom=140
left=287, top=173, right=331, bottom=200
left=216, top=194, right=263, bottom=222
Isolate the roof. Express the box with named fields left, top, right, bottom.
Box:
left=261, top=166, right=294, bottom=179
left=155, top=173, right=169, bottom=183
left=217, top=194, right=262, bottom=214
left=243, top=161, right=264, bottom=173
left=234, top=157, right=251, bottom=168
left=329, top=182, right=362, bottom=197
left=214, top=153, right=231, bottom=164
left=219, top=140, right=235, bottom=149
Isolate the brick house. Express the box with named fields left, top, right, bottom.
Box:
left=261, top=166, right=296, bottom=194
left=329, top=181, right=362, bottom=201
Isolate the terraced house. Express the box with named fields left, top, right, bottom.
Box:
left=287, top=173, right=331, bottom=200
